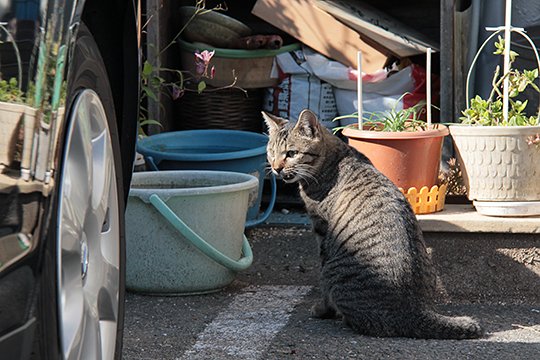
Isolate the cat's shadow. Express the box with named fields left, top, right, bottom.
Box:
left=426, top=231, right=540, bottom=334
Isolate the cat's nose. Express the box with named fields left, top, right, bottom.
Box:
left=272, top=160, right=284, bottom=175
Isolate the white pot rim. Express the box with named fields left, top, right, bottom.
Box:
left=449, top=124, right=540, bottom=136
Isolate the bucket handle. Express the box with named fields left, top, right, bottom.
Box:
left=148, top=193, right=253, bottom=272
left=245, top=173, right=277, bottom=228
left=145, top=156, right=159, bottom=171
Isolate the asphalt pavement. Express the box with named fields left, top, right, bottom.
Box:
left=123, top=223, right=540, bottom=360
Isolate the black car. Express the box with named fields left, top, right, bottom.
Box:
left=0, top=0, right=140, bottom=358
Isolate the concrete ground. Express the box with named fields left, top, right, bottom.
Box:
left=123, top=218, right=540, bottom=359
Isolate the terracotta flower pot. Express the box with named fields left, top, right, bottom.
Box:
left=342, top=124, right=449, bottom=190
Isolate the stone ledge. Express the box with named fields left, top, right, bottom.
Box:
left=418, top=204, right=540, bottom=233
left=264, top=205, right=540, bottom=234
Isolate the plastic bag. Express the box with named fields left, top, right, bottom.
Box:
left=263, top=48, right=337, bottom=129
left=335, top=65, right=415, bottom=125
left=264, top=47, right=438, bottom=128
left=335, top=64, right=438, bottom=126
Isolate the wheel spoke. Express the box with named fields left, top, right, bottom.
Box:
left=77, top=300, right=101, bottom=360
left=63, top=103, right=93, bottom=220
left=91, top=127, right=112, bottom=217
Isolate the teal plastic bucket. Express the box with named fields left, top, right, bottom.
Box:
left=137, top=130, right=276, bottom=227
left=126, top=170, right=258, bottom=294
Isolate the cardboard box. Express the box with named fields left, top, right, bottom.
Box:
left=252, top=0, right=388, bottom=73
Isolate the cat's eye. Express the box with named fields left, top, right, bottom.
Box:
left=286, top=150, right=298, bottom=158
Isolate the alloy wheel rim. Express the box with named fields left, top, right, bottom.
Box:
left=57, top=90, right=120, bottom=359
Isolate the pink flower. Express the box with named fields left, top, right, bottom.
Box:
left=195, top=50, right=215, bottom=64
left=527, top=134, right=540, bottom=146
left=194, top=50, right=215, bottom=77
left=210, top=66, right=216, bottom=79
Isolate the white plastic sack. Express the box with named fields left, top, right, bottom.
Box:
left=302, top=47, right=390, bottom=90
left=302, top=47, right=357, bottom=90
left=263, top=48, right=337, bottom=129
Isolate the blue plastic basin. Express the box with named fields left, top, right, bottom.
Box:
left=137, top=130, right=275, bottom=227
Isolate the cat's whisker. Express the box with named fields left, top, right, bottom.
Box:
left=294, top=165, right=319, bottom=184
left=264, top=164, right=274, bottom=175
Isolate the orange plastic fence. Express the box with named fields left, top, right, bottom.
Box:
left=399, top=184, right=447, bottom=215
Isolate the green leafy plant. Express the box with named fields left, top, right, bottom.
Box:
left=460, top=36, right=540, bottom=126
left=0, top=77, right=24, bottom=103
left=333, top=93, right=430, bottom=133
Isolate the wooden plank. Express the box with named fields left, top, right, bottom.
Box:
left=252, top=0, right=388, bottom=72
left=316, top=0, right=439, bottom=58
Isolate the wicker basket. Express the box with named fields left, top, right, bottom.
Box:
left=175, top=87, right=264, bottom=132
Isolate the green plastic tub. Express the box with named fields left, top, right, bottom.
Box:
left=126, top=170, right=258, bottom=295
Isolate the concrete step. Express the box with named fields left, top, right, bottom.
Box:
left=257, top=218, right=540, bottom=304
left=419, top=204, right=540, bottom=233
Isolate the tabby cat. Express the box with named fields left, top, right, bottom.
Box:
left=262, top=109, right=483, bottom=339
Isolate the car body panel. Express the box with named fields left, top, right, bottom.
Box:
left=0, top=0, right=140, bottom=357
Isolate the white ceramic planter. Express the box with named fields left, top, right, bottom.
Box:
left=450, top=125, right=540, bottom=215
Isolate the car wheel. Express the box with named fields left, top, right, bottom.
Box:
left=37, top=23, right=125, bottom=359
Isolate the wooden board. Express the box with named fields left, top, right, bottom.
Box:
left=316, top=0, right=439, bottom=57
left=252, top=0, right=388, bottom=72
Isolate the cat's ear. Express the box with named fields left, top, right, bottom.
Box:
left=294, top=109, right=323, bottom=139
left=262, top=111, right=288, bottom=133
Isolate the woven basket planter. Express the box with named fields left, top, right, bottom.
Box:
left=178, top=39, right=299, bottom=89
left=176, top=87, right=264, bottom=132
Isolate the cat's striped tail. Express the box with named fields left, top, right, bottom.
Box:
left=344, top=309, right=484, bottom=339
left=412, top=310, right=484, bottom=340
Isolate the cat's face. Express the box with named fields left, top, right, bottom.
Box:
left=262, top=110, right=325, bottom=184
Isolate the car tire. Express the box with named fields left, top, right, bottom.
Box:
left=36, top=22, right=125, bottom=360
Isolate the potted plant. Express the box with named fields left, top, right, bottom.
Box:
left=449, top=32, right=540, bottom=216
left=337, top=96, right=449, bottom=214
